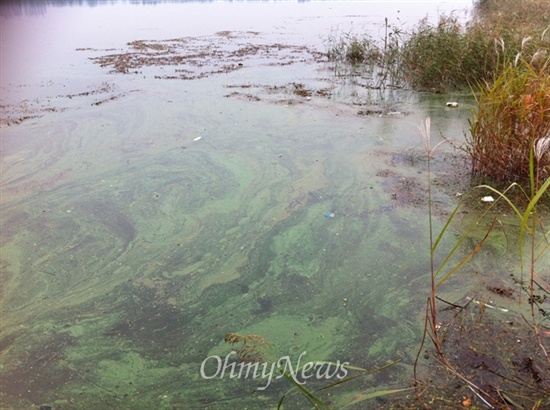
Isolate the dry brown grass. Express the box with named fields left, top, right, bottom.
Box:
left=467, top=58, right=550, bottom=187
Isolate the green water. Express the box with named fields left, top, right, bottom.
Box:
left=1, top=70, right=474, bottom=408
left=0, top=2, right=488, bottom=408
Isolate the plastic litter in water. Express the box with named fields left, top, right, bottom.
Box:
left=324, top=212, right=335, bottom=218
left=481, top=196, right=495, bottom=202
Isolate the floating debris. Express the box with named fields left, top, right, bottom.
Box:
left=324, top=212, right=335, bottom=218
left=481, top=196, right=494, bottom=202
left=358, top=108, right=409, bottom=117
left=465, top=296, right=509, bottom=312
left=193, top=136, right=202, bottom=141
left=446, top=102, right=459, bottom=107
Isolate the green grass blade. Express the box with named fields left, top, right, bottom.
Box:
left=515, top=177, right=550, bottom=270
left=477, top=184, right=525, bottom=226
left=432, top=200, right=463, bottom=253
left=281, top=372, right=330, bottom=409
left=277, top=394, right=287, bottom=410
left=317, top=360, right=400, bottom=391
left=340, top=388, right=412, bottom=409
left=435, top=220, right=495, bottom=289
left=433, top=204, right=494, bottom=282
left=297, top=361, right=365, bottom=373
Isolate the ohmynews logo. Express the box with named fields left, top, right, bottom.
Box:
left=200, top=351, right=349, bottom=390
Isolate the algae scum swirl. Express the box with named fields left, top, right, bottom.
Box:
left=0, top=1, right=481, bottom=409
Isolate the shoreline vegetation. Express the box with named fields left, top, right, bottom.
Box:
left=312, top=0, right=550, bottom=408
left=325, top=0, right=550, bottom=189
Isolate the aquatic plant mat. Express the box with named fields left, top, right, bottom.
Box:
left=87, top=31, right=326, bottom=78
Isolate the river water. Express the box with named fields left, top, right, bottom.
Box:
left=0, top=1, right=492, bottom=409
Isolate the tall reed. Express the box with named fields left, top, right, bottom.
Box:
left=325, top=0, right=550, bottom=92
left=323, top=20, right=406, bottom=89
left=415, top=116, right=549, bottom=407
left=467, top=57, right=550, bottom=188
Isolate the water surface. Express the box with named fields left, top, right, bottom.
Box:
left=0, top=1, right=486, bottom=409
